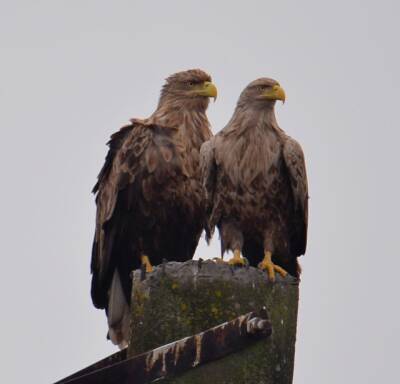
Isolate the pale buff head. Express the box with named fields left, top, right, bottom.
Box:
left=236, top=78, right=286, bottom=110
left=157, top=69, right=217, bottom=111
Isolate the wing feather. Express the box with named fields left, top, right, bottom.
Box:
left=92, top=124, right=133, bottom=194
left=91, top=122, right=190, bottom=309
left=282, top=136, right=309, bottom=255
left=91, top=122, right=154, bottom=308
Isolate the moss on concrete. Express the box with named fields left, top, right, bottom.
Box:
left=128, top=260, right=299, bottom=384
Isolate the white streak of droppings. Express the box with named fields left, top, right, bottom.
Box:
left=149, top=349, right=160, bottom=371
left=174, top=340, right=184, bottom=366
left=150, top=349, right=167, bottom=374
left=192, top=334, right=203, bottom=367
left=162, top=352, right=166, bottom=373
left=239, top=313, right=250, bottom=329
left=146, top=340, right=180, bottom=373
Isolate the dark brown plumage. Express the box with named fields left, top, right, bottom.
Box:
left=201, top=78, right=308, bottom=280
left=91, top=69, right=216, bottom=347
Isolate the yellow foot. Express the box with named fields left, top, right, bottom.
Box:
left=258, top=251, right=287, bottom=282
left=141, top=255, right=153, bottom=273
left=227, top=249, right=247, bottom=267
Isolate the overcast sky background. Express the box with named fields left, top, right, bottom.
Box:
left=1, top=1, right=399, bottom=383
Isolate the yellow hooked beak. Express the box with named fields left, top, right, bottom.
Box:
left=262, top=84, right=286, bottom=103
left=194, top=81, right=218, bottom=101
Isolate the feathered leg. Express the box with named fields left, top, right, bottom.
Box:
left=218, top=220, right=247, bottom=266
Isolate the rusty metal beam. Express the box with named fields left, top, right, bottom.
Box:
left=55, top=349, right=127, bottom=384
left=55, top=308, right=271, bottom=384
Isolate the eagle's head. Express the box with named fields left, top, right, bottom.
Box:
left=238, top=78, right=286, bottom=109
left=158, top=69, right=217, bottom=111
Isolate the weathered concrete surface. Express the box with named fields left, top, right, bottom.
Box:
left=128, top=260, right=299, bottom=384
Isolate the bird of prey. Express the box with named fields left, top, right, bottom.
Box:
left=201, top=78, right=308, bottom=280
left=91, top=69, right=217, bottom=347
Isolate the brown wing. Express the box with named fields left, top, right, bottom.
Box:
left=282, top=136, right=309, bottom=256
left=92, top=121, right=183, bottom=308
left=92, top=124, right=133, bottom=194
left=91, top=120, right=196, bottom=309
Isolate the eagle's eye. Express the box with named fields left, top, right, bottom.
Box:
left=258, top=85, right=269, bottom=92
left=187, top=81, right=194, bottom=87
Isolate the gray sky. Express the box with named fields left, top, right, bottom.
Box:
left=1, top=1, right=399, bottom=383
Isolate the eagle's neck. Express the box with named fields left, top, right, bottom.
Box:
left=147, top=99, right=212, bottom=151
left=225, top=103, right=282, bottom=136
left=220, top=104, right=284, bottom=187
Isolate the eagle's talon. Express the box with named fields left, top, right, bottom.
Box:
left=141, top=255, right=153, bottom=273
left=227, top=249, right=247, bottom=267
left=258, top=251, right=288, bottom=282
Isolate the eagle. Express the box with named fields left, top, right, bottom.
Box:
left=200, top=78, right=308, bottom=281
left=91, top=69, right=217, bottom=347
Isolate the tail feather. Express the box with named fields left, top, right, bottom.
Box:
left=107, top=270, right=130, bottom=349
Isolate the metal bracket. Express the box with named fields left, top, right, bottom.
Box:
left=55, top=308, right=271, bottom=384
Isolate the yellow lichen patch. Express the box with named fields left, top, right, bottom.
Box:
left=132, top=288, right=148, bottom=317
left=211, top=305, right=218, bottom=315
left=171, top=282, right=179, bottom=290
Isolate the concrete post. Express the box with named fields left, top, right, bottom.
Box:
left=128, top=260, right=299, bottom=384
